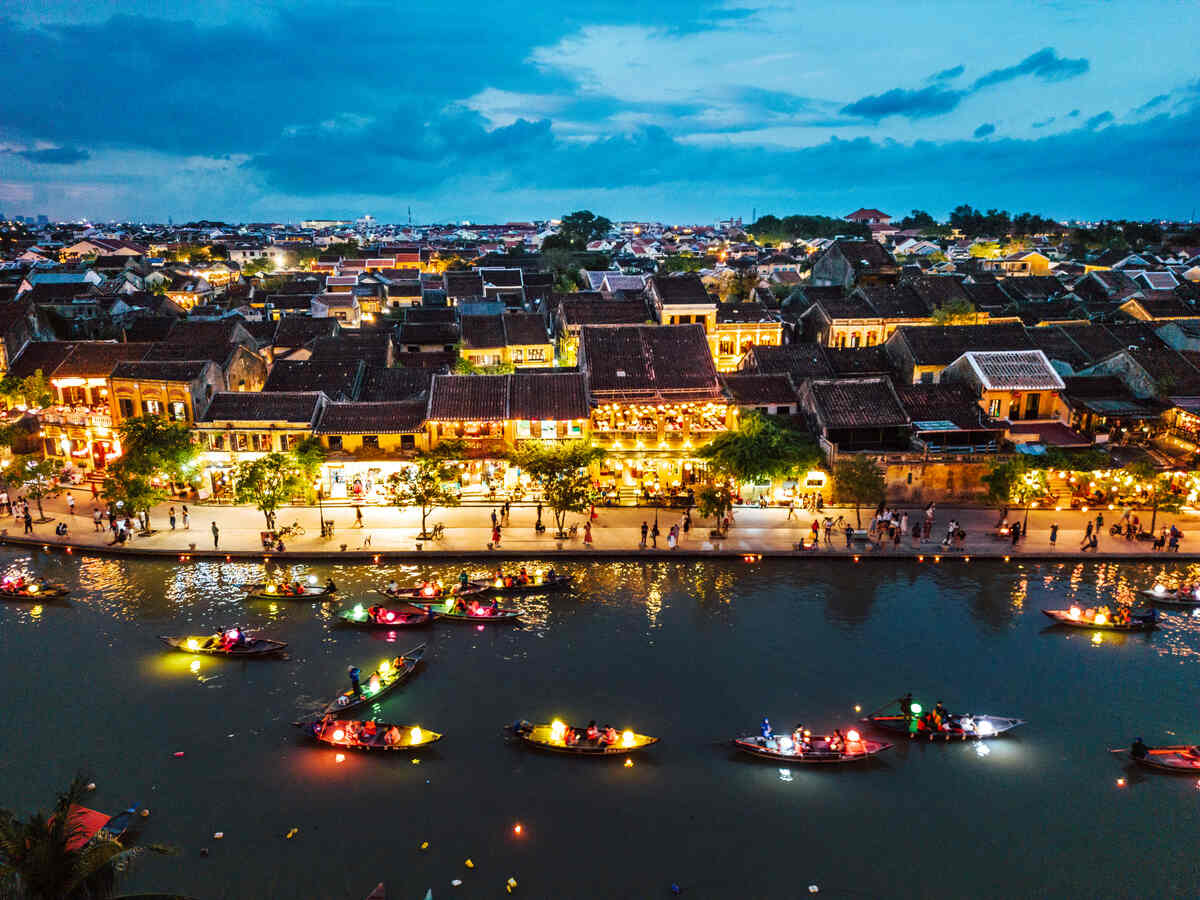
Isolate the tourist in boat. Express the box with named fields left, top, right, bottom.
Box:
left=564, top=726, right=578, bottom=746
left=292, top=580, right=304, bottom=595
left=601, top=726, right=618, bottom=746
left=452, top=594, right=468, bottom=614
left=348, top=666, right=362, bottom=697
left=760, top=717, right=773, bottom=739
left=384, top=725, right=403, bottom=746
left=1131, top=737, right=1148, bottom=760
left=900, top=692, right=914, bottom=723
left=488, top=596, right=499, bottom=616
left=361, top=720, right=378, bottom=743
left=932, top=702, right=949, bottom=730
left=391, top=654, right=405, bottom=673
left=367, top=604, right=383, bottom=623
left=792, top=724, right=805, bottom=752
left=518, top=566, right=529, bottom=585
left=586, top=720, right=600, bottom=741
left=546, top=567, right=557, bottom=581
left=503, top=574, right=514, bottom=588
left=829, top=730, right=845, bottom=752
left=387, top=579, right=399, bottom=594
left=458, top=571, right=470, bottom=591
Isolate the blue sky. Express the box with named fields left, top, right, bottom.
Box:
left=0, top=0, right=1197, bottom=223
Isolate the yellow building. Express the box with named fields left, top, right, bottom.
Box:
left=459, top=313, right=553, bottom=368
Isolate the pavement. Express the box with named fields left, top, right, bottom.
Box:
left=0, top=488, right=1196, bottom=562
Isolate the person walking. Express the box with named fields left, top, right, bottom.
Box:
left=169, top=506, right=177, bottom=530
left=92, top=508, right=102, bottom=532
left=354, top=506, right=364, bottom=528
left=810, top=519, right=820, bottom=546
left=491, top=508, right=498, bottom=529
left=584, top=521, right=593, bottom=547
left=667, top=524, right=677, bottom=550
left=492, top=524, right=501, bottom=547
left=640, top=521, right=648, bottom=549
left=1082, top=521, right=1093, bottom=549
left=650, top=520, right=660, bottom=548
left=682, top=512, right=691, bottom=537
left=67, top=493, right=75, bottom=516
left=1009, top=521, right=1020, bottom=547
left=22, top=507, right=33, bottom=534
left=211, top=521, right=220, bottom=549
left=1049, top=523, right=1058, bottom=548
left=786, top=499, right=796, bottom=521
left=182, top=505, right=190, bottom=529
left=1095, top=510, right=1104, bottom=533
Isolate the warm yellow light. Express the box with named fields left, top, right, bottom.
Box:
left=410, top=726, right=423, bottom=743
left=550, top=719, right=566, bottom=740
left=186, top=638, right=200, bottom=650
left=379, top=660, right=390, bottom=675
left=622, top=730, right=635, bottom=747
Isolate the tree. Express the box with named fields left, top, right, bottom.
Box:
left=696, top=482, right=734, bottom=536
left=385, top=442, right=463, bottom=538
left=899, top=210, right=938, bottom=230
left=291, top=436, right=327, bottom=502
left=507, top=440, right=601, bottom=537
left=232, top=452, right=302, bottom=529
left=982, top=456, right=1048, bottom=529
left=832, top=456, right=885, bottom=527
left=102, top=416, right=198, bottom=529
left=242, top=256, right=274, bottom=276
left=8, top=454, right=64, bottom=521
left=0, top=370, right=53, bottom=408
left=718, top=267, right=759, bottom=303
left=930, top=297, right=977, bottom=325
left=557, top=210, right=612, bottom=249
left=698, top=412, right=821, bottom=488
left=0, top=773, right=174, bottom=900
left=1123, top=461, right=1183, bottom=533
left=102, top=462, right=167, bottom=532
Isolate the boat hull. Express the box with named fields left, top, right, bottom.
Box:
left=862, top=714, right=1024, bottom=740
left=323, top=644, right=426, bottom=715
left=733, top=735, right=890, bottom=763
left=159, top=635, right=288, bottom=656
left=1042, top=609, right=1156, bottom=630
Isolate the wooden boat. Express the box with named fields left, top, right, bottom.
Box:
left=159, top=634, right=288, bottom=656
left=733, top=730, right=890, bottom=763
left=0, top=581, right=69, bottom=602
left=862, top=713, right=1025, bottom=741
left=512, top=720, right=658, bottom=755
left=297, top=718, right=443, bottom=751
left=62, top=801, right=141, bottom=851
left=1140, top=586, right=1200, bottom=608
left=244, top=582, right=337, bottom=600
left=407, top=600, right=521, bottom=624
left=336, top=604, right=436, bottom=628
left=382, top=583, right=488, bottom=602
left=1042, top=608, right=1157, bottom=631
left=1131, top=745, right=1200, bottom=773
left=470, top=573, right=572, bottom=595
left=323, top=644, right=426, bottom=715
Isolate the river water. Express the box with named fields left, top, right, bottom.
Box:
left=3, top=551, right=1200, bottom=899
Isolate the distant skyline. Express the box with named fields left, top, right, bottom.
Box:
left=1, top=0, right=1198, bottom=223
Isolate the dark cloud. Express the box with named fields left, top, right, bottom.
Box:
left=928, top=64, right=965, bottom=82
left=972, top=47, right=1089, bottom=89
left=973, top=123, right=996, bottom=138
left=12, top=145, right=90, bottom=164
left=1032, top=116, right=1056, bottom=128
left=1067, top=109, right=1080, bottom=117
left=840, top=85, right=966, bottom=120
left=1085, top=110, right=1114, bottom=129
left=1134, top=94, right=1169, bottom=113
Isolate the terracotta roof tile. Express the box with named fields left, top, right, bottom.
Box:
left=202, top=391, right=325, bottom=424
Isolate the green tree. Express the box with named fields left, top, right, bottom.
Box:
left=232, top=452, right=302, bottom=529
left=832, top=456, right=885, bottom=527
left=507, top=440, right=601, bottom=537
left=242, top=256, right=274, bottom=276
left=291, top=436, right=327, bottom=501
left=696, top=482, right=734, bottom=536
left=698, top=412, right=821, bottom=488
left=557, top=210, right=612, bottom=249
left=1123, top=461, right=1184, bottom=533
left=899, top=210, right=938, bottom=230
left=982, top=456, right=1048, bottom=529
left=102, top=462, right=167, bottom=532
left=657, top=254, right=710, bottom=274
left=7, top=454, right=64, bottom=521
left=0, top=370, right=53, bottom=408
left=0, top=773, right=175, bottom=900
left=385, top=441, right=463, bottom=538
left=930, top=297, right=978, bottom=325
left=117, top=416, right=198, bottom=484
left=719, top=268, right=760, bottom=303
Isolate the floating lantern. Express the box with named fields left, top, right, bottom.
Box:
left=624, top=758, right=634, bottom=767
left=1154, top=584, right=1166, bottom=595
left=335, top=753, right=345, bottom=763
left=308, top=575, right=318, bottom=585
left=513, top=824, right=522, bottom=835
left=410, top=726, right=423, bottom=744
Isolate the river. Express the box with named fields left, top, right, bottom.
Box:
left=2, top=551, right=1199, bottom=899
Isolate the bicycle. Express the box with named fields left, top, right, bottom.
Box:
left=277, top=521, right=306, bottom=538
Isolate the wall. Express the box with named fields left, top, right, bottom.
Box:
left=883, top=459, right=995, bottom=503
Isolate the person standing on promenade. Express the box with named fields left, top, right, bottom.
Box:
left=1010, top=521, right=1020, bottom=547
left=354, top=506, right=364, bottom=528
left=491, top=508, right=498, bottom=529
left=682, top=511, right=691, bottom=537
left=584, top=521, right=593, bottom=547
left=651, top=520, right=660, bottom=548
left=169, top=507, right=176, bottom=530
left=23, top=507, right=32, bottom=534
left=823, top=515, right=833, bottom=544
left=492, top=523, right=501, bottom=547
left=211, top=521, right=220, bottom=549
left=92, top=508, right=102, bottom=532
left=182, top=505, right=190, bottom=529
left=1050, top=523, right=1058, bottom=548
left=1095, top=510, right=1104, bottom=534
left=844, top=522, right=854, bottom=548
left=786, top=499, right=796, bottom=521
left=67, top=493, right=74, bottom=516
left=640, top=521, right=648, bottom=548
left=1081, top=521, right=1093, bottom=550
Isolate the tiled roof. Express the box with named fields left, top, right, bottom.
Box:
left=202, top=391, right=325, bottom=424
left=263, top=359, right=364, bottom=399
left=745, top=344, right=833, bottom=379
left=894, top=382, right=994, bottom=430
left=5, top=341, right=77, bottom=379
left=580, top=324, right=723, bottom=401
left=559, top=299, right=648, bottom=327
left=857, top=284, right=930, bottom=318
left=315, top=400, right=426, bottom=434
left=479, top=268, right=523, bottom=288
left=403, top=307, right=456, bottom=324
left=359, top=366, right=433, bottom=402
left=427, top=374, right=509, bottom=421
left=960, top=281, right=1010, bottom=310
left=959, top=350, right=1065, bottom=391
left=821, top=346, right=894, bottom=376
left=443, top=271, right=483, bottom=297
left=460, top=314, right=507, bottom=349
left=648, top=273, right=711, bottom=305
left=810, top=377, right=909, bottom=429
left=54, top=341, right=154, bottom=377
left=719, top=373, right=798, bottom=405
left=273, top=316, right=339, bottom=347
left=892, top=323, right=1033, bottom=365
left=503, top=313, right=549, bottom=346
left=110, top=360, right=210, bottom=382
left=308, top=333, right=392, bottom=366
left=397, top=322, right=459, bottom=344
left=832, top=239, right=896, bottom=272
left=508, top=372, right=589, bottom=420
left=715, top=302, right=779, bottom=324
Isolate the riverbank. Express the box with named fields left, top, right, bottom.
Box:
left=0, top=488, right=1195, bottom=562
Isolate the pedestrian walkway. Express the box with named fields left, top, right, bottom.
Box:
left=0, top=489, right=1196, bottom=561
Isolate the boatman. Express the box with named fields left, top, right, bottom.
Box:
left=761, top=717, right=773, bottom=739
left=900, top=693, right=914, bottom=725
left=349, top=666, right=362, bottom=697
left=1131, top=737, right=1148, bottom=760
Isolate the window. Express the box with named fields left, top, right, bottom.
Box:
left=719, top=338, right=735, bottom=356
left=988, top=398, right=1002, bottom=418
left=363, top=435, right=379, bottom=449
left=516, top=420, right=531, bottom=439
left=212, top=433, right=226, bottom=451
left=169, top=400, right=187, bottom=422
left=1024, top=393, right=1040, bottom=419
left=512, top=349, right=523, bottom=363
left=328, top=436, right=343, bottom=450
left=43, top=437, right=61, bottom=457
left=568, top=421, right=582, bottom=437
left=527, top=348, right=545, bottom=362
left=118, top=397, right=135, bottom=418
left=541, top=420, right=557, bottom=439
left=920, top=371, right=934, bottom=384
left=143, top=398, right=162, bottom=416
left=234, top=433, right=248, bottom=451
left=407, top=345, right=419, bottom=352
left=400, top=434, right=415, bottom=450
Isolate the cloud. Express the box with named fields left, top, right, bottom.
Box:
left=1085, top=110, right=1114, bottom=129
left=973, top=123, right=996, bottom=138
left=12, top=145, right=90, bottom=164
left=1032, top=117, right=1055, bottom=128
left=928, top=64, right=965, bottom=82
left=1067, top=109, right=1080, bottom=117
left=840, top=86, right=966, bottom=121
left=1134, top=93, right=1169, bottom=113
left=972, top=47, right=1089, bottom=89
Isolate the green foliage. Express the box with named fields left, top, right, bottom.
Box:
left=1041, top=447, right=1111, bottom=473
left=556, top=210, right=613, bottom=250
left=102, top=462, right=167, bottom=528
left=291, top=436, right=326, bottom=501
left=241, top=256, right=274, bottom=276
left=747, top=214, right=869, bottom=243
left=386, top=441, right=464, bottom=535
left=898, top=210, right=938, bottom=230
left=1118, top=461, right=1183, bottom=532
left=698, top=412, right=821, bottom=485
left=117, top=416, right=198, bottom=484
left=232, top=452, right=302, bottom=528
left=507, top=440, right=601, bottom=534
left=6, top=454, right=64, bottom=520
left=832, top=456, right=885, bottom=527
left=695, top=482, right=734, bottom=534
left=0, top=773, right=176, bottom=900
left=982, top=456, right=1049, bottom=513
left=949, top=204, right=1060, bottom=238
left=657, top=254, right=712, bottom=274
left=930, top=297, right=978, bottom=325
left=323, top=240, right=360, bottom=257
left=0, top=370, right=53, bottom=408
left=718, top=268, right=760, bottom=303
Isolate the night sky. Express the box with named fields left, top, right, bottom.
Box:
left=1, top=0, right=1196, bottom=222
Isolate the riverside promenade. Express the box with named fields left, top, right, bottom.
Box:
left=1, top=487, right=1198, bottom=562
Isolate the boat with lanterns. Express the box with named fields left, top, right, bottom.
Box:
left=298, top=717, right=443, bottom=751
left=159, top=631, right=288, bottom=656
left=1140, top=584, right=1200, bottom=608
left=1129, top=744, right=1200, bottom=773
left=1042, top=606, right=1158, bottom=631
left=511, top=719, right=658, bottom=755
left=471, top=571, right=572, bottom=595
left=336, top=603, right=435, bottom=629
left=244, top=577, right=337, bottom=600
left=733, top=727, right=890, bottom=763
left=0, top=577, right=69, bottom=602
left=323, top=644, right=426, bottom=715
left=407, top=597, right=522, bottom=624
left=382, top=581, right=488, bottom=602
left=862, top=712, right=1025, bottom=741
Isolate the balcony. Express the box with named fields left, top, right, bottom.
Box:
left=38, top=407, right=113, bottom=430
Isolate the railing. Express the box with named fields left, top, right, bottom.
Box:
left=39, top=408, right=113, bottom=429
